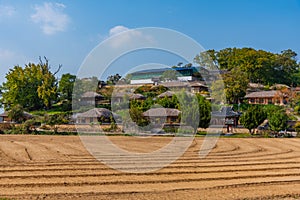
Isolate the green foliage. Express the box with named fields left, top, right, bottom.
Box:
left=194, top=48, right=299, bottom=86
left=0, top=58, right=59, bottom=110
left=134, top=85, right=168, bottom=98
left=262, top=104, right=283, bottom=118
left=129, top=107, right=149, bottom=126
left=157, top=95, right=179, bottom=109
left=269, top=110, right=288, bottom=132
left=176, top=91, right=199, bottom=130
left=223, top=67, right=249, bottom=104
left=210, top=79, right=226, bottom=103
left=43, top=113, right=69, bottom=133
left=107, top=73, right=121, bottom=85
left=240, top=105, right=267, bottom=134
left=196, top=94, right=211, bottom=129
left=8, top=104, right=25, bottom=123
left=58, top=73, right=76, bottom=101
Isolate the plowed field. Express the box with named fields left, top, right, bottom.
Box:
left=0, top=135, right=299, bottom=200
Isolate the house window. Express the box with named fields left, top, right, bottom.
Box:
left=250, top=98, right=255, bottom=103
left=276, top=99, right=281, bottom=104
left=259, top=98, right=264, bottom=104
left=268, top=98, right=273, bottom=104
left=90, top=117, right=94, bottom=123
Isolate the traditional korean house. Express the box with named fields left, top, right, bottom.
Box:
left=143, top=108, right=181, bottom=124
left=244, top=90, right=288, bottom=105
left=76, top=108, right=115, bottom=124
left=80, top=91, right=105, bottom=106
left=0, top=111, right=33, bottom=123
left=157, top=91, right=175, bottom=99
left=211, top=106, right=241, bottom=132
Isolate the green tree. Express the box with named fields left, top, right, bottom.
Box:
left=210, top=79, right=226, bottom=103
left=196, top=94, right=211, bottom=129
left=157, top=95, right=179, bottom=109
left=194, top=48, right=300, bottom=86
left=43, top=113, right=69, bottom=134
left=240, top=106, right=267, bottom=134
left=8, top=104, right=25, bottom=123
left=1, top=57, right=60, bottom=110
left=194, top=49, right=217, bottom=69
left=107, top=73, right=121, bottom=85
left=269, top=110, right=288, bottom=133
left=223, top=67, right=249, bottom=104
left=58, top=73, right=76, bottom=101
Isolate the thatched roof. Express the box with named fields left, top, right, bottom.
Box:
left=77, top=108, right=113, bottom=118
left=0, top=111, right=33, bottom=118
left=189, top=82, right=208, bottom=88
left=130, top=93, right=146, bottom=100
left=245, top=90, right=280, bottom=98
left=111, top=92, right=145, bottom=100
left=157, top=91, right=175, bottom=98
left=143, top=108, right=180, bottom=117
left=81, top=91, right=103, bottom=98
left=270, top=84, right=290, bottom=90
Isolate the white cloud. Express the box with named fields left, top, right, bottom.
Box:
left=109, top=25, right=130, bottom=36
left=0, top=5, right=16, bottom=17
left=31, top=2, right=70, bottom=35
left=108, top=25, right=153, bottom=48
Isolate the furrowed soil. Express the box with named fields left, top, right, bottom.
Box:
left=0, top=135, right=299, bottom=200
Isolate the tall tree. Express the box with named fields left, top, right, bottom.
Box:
left=194, top=48, right=300, bottom=86
left=223, top=67, right=249, bottom=104
left=240, top=106, right=267, bottom=134
left=0, top=58, right=60, bottom=110
left=8, top=104, right=25, bottom=123
left=196, top=94, right=211, bottom=129
left=269, top=110, right=288, bottom=133
left=58, top=73, right=76, bottom=101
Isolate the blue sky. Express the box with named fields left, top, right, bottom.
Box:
left=0, top=0, right=300, bottom=83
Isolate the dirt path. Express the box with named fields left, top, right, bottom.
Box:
left=0, top=135, right=299, bottom=199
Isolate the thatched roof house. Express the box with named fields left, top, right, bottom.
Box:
left=189, top=82, right=208, bottom=93
left=80, top=91, right=104, bottom=106
left=0, top=111, right=33, bottom=123
left=111, top=92, right=146, bottom=103
left=130, top=93, right=146, bottom=100
left=157, top=91, right=175, bottom=98
left=143, top=108, right=181, bottom=124
left=76, top=108, right=115, bottom=124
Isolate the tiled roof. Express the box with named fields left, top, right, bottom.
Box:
left=189, top=82, right=208, bottom=87
left=211, top=106, right=240, bottom=118
left=245, top=90, right=280, bottom=98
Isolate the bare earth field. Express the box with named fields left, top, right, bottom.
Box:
left=0, top=135, right=299, bottom=200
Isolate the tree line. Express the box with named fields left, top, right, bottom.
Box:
left=195, top=48, right=300, bottom=104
